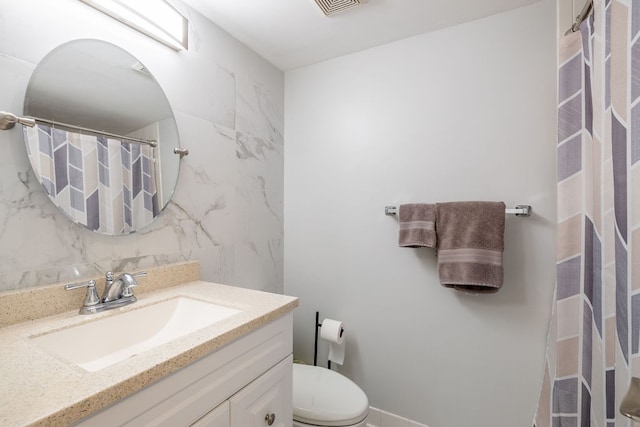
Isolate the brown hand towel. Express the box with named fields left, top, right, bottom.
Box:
left=435, top=201, right=506, bottom=294
left=398, top=203, right=436, bottom=248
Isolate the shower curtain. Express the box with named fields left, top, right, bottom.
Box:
left=23, top=124, right=158, bottom=234
left=534, top=0, right=640, bottom=425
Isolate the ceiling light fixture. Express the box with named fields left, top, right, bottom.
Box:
left=79, top=0, right=188, bottom=50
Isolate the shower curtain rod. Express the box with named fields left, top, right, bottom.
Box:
left=0, top=111, right=157, bottom=147
left=565, top=0, right=593, bottom=35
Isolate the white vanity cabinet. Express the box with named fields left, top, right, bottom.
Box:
left=193, top=356, right=292, bottom=427
left=75, top=313, right=293, bottom=427
left=228, top=356, right=292, bottom=427
left=191, top=402, right=229, bottom=427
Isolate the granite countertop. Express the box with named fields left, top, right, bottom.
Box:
left=0, top=280, right=298, bottom=426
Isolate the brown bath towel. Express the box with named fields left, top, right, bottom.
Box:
left=435, top=201, right=506, bottom=294
left=398, top=203, right=436, bottom=248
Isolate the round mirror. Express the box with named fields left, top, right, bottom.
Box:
left=22, top=39, right=181, bottom=235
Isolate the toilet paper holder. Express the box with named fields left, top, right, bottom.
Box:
left=314, top=311, right=344, bottom=369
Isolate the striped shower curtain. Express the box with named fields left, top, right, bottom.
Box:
left=534, top=0, right=640, bottom=425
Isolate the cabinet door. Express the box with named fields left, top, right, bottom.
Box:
left=230, top=356, right=293, bottom=427
left=192, top=401, right=230, bottom=427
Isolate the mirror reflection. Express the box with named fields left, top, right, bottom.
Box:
left=22, top=39, right=181, bottom=235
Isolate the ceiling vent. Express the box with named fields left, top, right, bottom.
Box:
left=314, top=0, right=369, bottom=16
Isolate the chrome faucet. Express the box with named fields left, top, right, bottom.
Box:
left=102, top=271, right=145, bottom=302
left=65, top=271, right=146, bottom=315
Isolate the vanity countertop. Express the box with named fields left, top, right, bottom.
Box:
left=0, top=280, right=298, bottom=426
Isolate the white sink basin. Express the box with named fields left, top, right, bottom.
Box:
left=31, top=297, right=240, bottom=372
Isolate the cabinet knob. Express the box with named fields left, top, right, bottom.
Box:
left=264, top=412, right=276, bottom=425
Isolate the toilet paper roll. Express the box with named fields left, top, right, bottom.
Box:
left=320, top=319, right=345, bottom=365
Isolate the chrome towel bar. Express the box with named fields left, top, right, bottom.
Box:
left=384, top=205, right=532, bottom=217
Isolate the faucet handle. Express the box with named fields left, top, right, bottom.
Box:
left=119, top=271, right=146, bottom=297
left=65, top=279, right=100, bottom=309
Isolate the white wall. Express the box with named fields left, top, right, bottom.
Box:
left=0, top=0, right=284, bottom=292
left=284, top=1, right=557, bottom=426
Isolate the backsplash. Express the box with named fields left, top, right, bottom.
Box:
left=0, top=1, right=284, bottom=293
left=0, top=261, right=200, bottom=328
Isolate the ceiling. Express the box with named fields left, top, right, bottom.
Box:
left=184, top=0, right=544, bottom=71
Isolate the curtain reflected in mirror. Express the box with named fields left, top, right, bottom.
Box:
left=23, top=124, right=159, bottom=234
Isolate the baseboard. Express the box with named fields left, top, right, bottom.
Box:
left=366, top=406, right=429, bottom=427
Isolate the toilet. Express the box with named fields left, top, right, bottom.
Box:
left=292, top=363, right=369, bottom=427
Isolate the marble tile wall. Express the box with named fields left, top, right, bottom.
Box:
left=0, top=0, right=284, bottom=293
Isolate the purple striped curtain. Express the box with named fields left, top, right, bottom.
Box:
left=534, top=0, right=640, bottom=426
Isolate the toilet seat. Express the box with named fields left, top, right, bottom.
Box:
left=293, top=364, right=369, bottom=427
